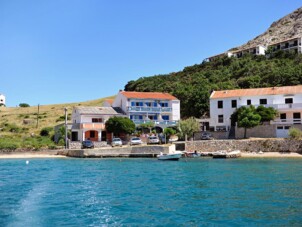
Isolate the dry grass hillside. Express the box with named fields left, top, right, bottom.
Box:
left=0, top=96, right=115, bottom=136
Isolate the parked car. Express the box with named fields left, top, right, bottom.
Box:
left=111, top=138, right=123, bottom=147
left=130, top=137, right=142, bottom=146
left=147, top=136, right=160, bottom=145
left=82, top=140, right=94, bottom=149
left=201, top=132, right=214, bottom=140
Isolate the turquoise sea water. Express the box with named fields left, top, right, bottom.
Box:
left=1, top=158, right=302, bottom=226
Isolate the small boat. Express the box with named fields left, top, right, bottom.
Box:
left=212, top=150, right=241, bottom=159
left=157, top=151, right=182, bottom=161
left=183, top=151, right=201, bottom=158
left=212, top=150, right=228, bottom=158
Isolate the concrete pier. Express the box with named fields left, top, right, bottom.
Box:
left=65, top=144, right=176, bottom=158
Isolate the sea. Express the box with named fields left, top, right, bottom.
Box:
left=1, top=157, right=302, bottom=226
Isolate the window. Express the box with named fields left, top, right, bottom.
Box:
left=293, top=113, right=301, bottom=124
left=153, top=102, right=158, bottom=107
left=159, top=102, right=168, bottom=107
left=218, top=115, right=224, bottom=123
left=284, top=126, right=290, bottom=130
left=259, top=99, right=267, bottom=105
left=145, top=102, right=151, bottom=107
left=92, top=118, right=102, bottom=123
left=162, top=115, right=170, bottom=120
left=280, top=113, right=286, bottom=122
left=218, top=100, right=223, bottom=109
left=231, top=100, right=237, bottom=108
left=285, top=98, right=293, bottom=104
left=247, top=100, right=251, bottom=105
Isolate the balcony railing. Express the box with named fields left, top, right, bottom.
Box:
left=72, top=123, right=105, bottom=130
left=127, top=106, right=172, bottom=113
left=132, top=119, right=178, bottom=126
left=271, top=118, right=302, bottom=125
left=239, top=103, right=302, bottom=110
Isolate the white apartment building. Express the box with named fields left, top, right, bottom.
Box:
left=0, top=94, right=5, bottom=106
left=210, top=85, right=302, bottom=137
left=111, top=91, right=180, bottom=130
left=71, top=106, right=122, bottom=142
left=269, top=37, right=302, bottom=54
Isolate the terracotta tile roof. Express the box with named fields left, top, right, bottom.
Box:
left=120, top=91, right=178, bottom=100
left=104, top=99, right=114, bottom=104
left=211, top=85, right=302, bottom=99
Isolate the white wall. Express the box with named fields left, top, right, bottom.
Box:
left=210, top=92, right=302, bottom=129
left=0, top=94, right=6, bottom=105
left=171, top=100, right=180, bottom=120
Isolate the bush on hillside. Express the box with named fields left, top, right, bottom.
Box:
left=19, top=103, right=30, bottom=107
left=40, top=127, right=53, bottom=137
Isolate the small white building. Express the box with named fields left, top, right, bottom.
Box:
left=209, top=85, right=302, bottom=137
left=232, top=45, right=267, bottom=58
left=207, top=52, right=234, bottom=62
left=111, top=91, right=180, bottom=130
left=71, top=106, right=122, bottom=142
left=0, top=94, right=5, bottom=106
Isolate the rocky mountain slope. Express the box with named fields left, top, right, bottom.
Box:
left=230, top=7, right=302, bottom=51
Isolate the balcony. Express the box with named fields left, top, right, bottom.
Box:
left=271, top=118, right=302, bottom=125
left=127, top=106, right=172, bottom=113
left=239, top=103, right=302, bottom=111
left=72, top=123, right=105, bottom=130
left=132, top=119, right=178, bottom=126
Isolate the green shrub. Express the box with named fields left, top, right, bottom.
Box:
left=56, top=114, right=71, bottom=122
left=19, top=103, right=30, bottom=107
left=0, top=137, right=20, bottom=150
left=40, top=127, right=53, bottom=136
left=288, top=128, right=302, bottom=140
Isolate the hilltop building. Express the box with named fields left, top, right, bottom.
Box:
left=268, top=37, right=302, bottom=54
left=0, top=94, right=5, bottom=106
left=209, top=85, right=302, bottom=138
left=206, top=37, right=302, bottom=62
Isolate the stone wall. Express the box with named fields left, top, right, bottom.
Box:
left=69, top=141, right=108, bottom=149
left=186, top=139, right=302, bottom=153
left=235, top=125, right=275, bottom=139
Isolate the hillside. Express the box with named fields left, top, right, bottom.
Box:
left=231, top=7, right=302, bottom=51
left=125, top=52, right=302, bottom=118
left=0, top=96, right=114, bottom=137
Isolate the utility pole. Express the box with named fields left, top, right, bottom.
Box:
left=36, top=104, right=40, bottom=128
left=64, top=107, right=68, bottom=149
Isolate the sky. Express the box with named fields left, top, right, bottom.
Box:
left=1, top=0, right=302, bottom=107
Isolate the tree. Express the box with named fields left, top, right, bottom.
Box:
left=233, top=106, right=261, bottom=138
left=139, top=122, right=155, bottom=133
left=19, top=103, right=30, bottom=107
left=105, top=117, right=135, bottom=135
left=163, top=128, right=176, bottom=142
left=256, top=105, right=277, bottom=122
left=178, top=117, right=200, bottom=140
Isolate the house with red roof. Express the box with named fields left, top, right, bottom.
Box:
left=209, top=85, right=302, bottom=138
left=110, top=90, right=180, bottom=131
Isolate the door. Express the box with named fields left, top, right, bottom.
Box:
left=276, top=126, right=290, bottom=138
